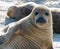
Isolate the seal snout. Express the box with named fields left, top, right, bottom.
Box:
left=36, top=17, right=46, bottom=23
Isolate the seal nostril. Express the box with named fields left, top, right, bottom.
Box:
left=36, top=17, right=46, bottom=23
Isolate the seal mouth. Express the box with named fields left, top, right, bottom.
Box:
left=36, top=17, right=46, bottom=23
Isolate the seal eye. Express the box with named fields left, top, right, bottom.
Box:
left=45, top=12, right=49, bottom=16
left=35, top=11, right=39, bottom=15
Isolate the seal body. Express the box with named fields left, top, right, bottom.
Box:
left=0, top=5, right=53, bottom=49
left=7, top=2, right=37, bottom=20
left=51, top=8, right=60, bottom=33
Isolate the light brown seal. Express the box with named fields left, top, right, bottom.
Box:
left=0, top=5, right=53, bottom=49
